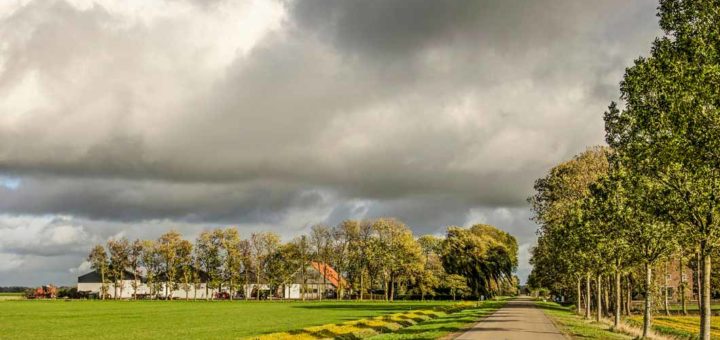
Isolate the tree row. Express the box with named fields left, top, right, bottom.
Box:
left=87, top=218, right=519, bottom=301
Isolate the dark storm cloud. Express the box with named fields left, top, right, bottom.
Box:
left=0, top=0, right=661, bottom=285
left=0, top=177, right=327, bottom=224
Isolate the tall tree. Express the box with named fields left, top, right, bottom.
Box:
left=331, top=222, right=353, bottom=300
left=442, top=224, right=518, bottom=298
left=250, top=232, right=280, bottom=300
left=157, top=230, right=183, bottom=300
left=87, top=245, right=109, bottom=300
left=310, top=224, right=332, bottom=300
left=194, top=231, right=221, bottom=300
left=220, top=227, right=243, bottom=300
left=107, top=237, right=130, bottom=299
left=176, top=239, right=193, bottom=300
left=140, top=240, right=162, bottom=299
left=129, top=239, right=143, bottom=300
left=604, top=2, right=720, bottom=337
left=289, top=235, right=311, bottom=300
left=372, top=218, right=424, bottom=301
left=528, top=147, right=609, bottom=317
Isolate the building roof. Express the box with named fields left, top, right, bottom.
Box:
left=310, top=262, right=347, bottom=288
left=78, top=269, right=145, bottom=283
left=157, top=267, right=211, bottom=282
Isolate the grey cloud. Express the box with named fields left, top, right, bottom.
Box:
left=0, top=176, right=326, bottom=224
left=0, top=0, right=662, bottom=284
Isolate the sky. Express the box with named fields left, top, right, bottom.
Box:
left=0, top=0, right=661, bottom=286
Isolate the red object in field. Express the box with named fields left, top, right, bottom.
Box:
left=33, top=285, right=58, bottom=299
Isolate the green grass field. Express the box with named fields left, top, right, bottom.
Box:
left=535, top=301, right=631, bottom=339
left=0, top=300, right=456, bottom=339
left=0, top=292, right=24, bottom=301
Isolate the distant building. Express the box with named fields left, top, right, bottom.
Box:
left=661, top=258, right=695, bottom=302
left=76, top=262, right=346, bottom=300
left=77, top=269, right=211, bottom=299
left=282, top=262, right=347, bottom=299
left=78, top=270, right=148, bottom=299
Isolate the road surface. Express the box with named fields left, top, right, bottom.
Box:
left=455, top=297, right=566, bottom=340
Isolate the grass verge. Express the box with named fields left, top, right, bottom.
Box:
left=627, top=315, right=719, bottom=339
left=536, top=301, right=631, bottom=339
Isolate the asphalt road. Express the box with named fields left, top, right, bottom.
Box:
left=455, top=297, right=567, bottom=340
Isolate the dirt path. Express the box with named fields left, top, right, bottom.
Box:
left=455, top=297, right=566, bottom=340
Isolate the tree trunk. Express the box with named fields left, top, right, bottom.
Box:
left=614, top=269, right=621, bottom=328
left=680, top=255, right=687, bottom=315
left=604, top=275, right=610, bottom=317
left=576, top=277, right=582, bottom=315
left=389, top=279, right=394, bottom=302
left=626, top=277, right=632, bottom=316
left=101, top=269, right=106, bottom=300
left=256, top=268, right=261, bottom=300
left=585, top=273, right=591, bottom=319
left=697, top=251, right=702, bottom=311
left=230, top=278, right=234, bottom=301
left=359, top=271, right=364, bottom=301
left=664, top=260, right=670, bottom=316
left=596, top=273, right=602, bottom=322
left=383, top=277, right=388, bottom=301
left=700, top=250, right=711, bottom=340
left=642, top=263, right=652, bottom=339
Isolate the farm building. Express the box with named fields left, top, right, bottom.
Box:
left=282, top=262, right=347, bottom=299
left=77, top=269, right=212, bottom=299
left=78, top=270, right=149, bottom=299
left=76, top=262, right=346, bottom=300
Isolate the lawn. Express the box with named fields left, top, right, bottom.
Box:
left=0, top=300, right=454, bottom=339
left=627, top=315, right=720, bottom=339
left=536, top=301, right=631, bottom=339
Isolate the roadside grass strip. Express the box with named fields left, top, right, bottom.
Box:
left=252, top=302, right=481, bottom=339
left=627, top=315, right=720, bottom=339
left=536, top=301, right=632, bottom=339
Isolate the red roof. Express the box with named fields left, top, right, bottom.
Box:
left=310, top=262, right=347, bottom=288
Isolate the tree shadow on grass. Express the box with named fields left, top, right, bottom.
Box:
left=534, top=302, right=571, bottom=313
left=291, top=303, right=441, bottom=311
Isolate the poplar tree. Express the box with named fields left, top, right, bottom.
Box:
left=87, top=245, right=109, bottom=300
left=604, top=2, right=720, bottom=337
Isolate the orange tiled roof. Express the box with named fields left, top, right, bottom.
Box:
left=310, top=262, right=347, bottom=288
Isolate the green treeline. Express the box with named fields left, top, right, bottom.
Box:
left=528, top=1, right=720, bottom=339
left=87, top=219, right=518, bottom=302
